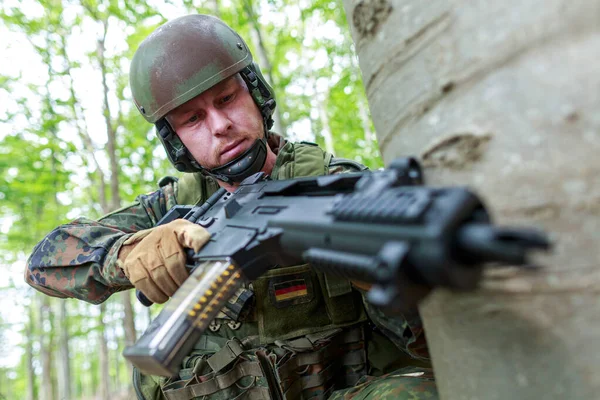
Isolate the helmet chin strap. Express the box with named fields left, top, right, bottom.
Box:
left=204, top=136, right=268, bottom=184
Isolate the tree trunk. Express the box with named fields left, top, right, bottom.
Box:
left=317, top=90, right=335, bottom=155
left=25, top=303, right=36, bottom=400
left=243, top=0, right=286, bottom=135
left=61, top=33, right=109, bottom=212
left=122, top=293, right=137, bottom=347
left=211, top=0, right=221, bottom=18
left=38, top=293, right=54, bottom=400
left=356, top=95, right=374, bottom=145
left=121, top=291, right=136, bottom=397
left=56, top=300, right=71, bottom=400
left=98, top=303, right=110, bottom=400
left=343, top=0, right=600, bottom=398
left=97, top=26, right=121, bottom=211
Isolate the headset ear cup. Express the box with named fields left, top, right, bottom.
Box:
left=240, top=64, right=276, bottom=131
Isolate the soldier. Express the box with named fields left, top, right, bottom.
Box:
left=25, top=14, right=437, bottom=400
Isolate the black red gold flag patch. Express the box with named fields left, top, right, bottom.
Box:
left=268, top=272, right=314, bottom=308
left=274, top=279, right=308, bottom=301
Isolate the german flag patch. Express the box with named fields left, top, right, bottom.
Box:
left=274, top=280, right=308, bottom=301
left=268, top=273, right=314, bottom=308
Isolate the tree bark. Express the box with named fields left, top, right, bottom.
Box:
left=98, top=303, right=110, bottom=400
left=96, top=23, right=122, bottom=211
left=317, top=90, right=335, bottom=155
left=356, top=95, right=374, bottom=145
left=343, top=0, right=600, bottom=398
left=25, top=303, right=36, bottom=400
left=243, top=0, right=287, bottom=135
left=38, top=293, right=54, bottom=400
left=56, top=300, right=71, bottom=400
left=91, top=14, right=132, bottom=399
left=61, top=34, right=109, bottom=213
left=121, top=291, right=136, bottom=378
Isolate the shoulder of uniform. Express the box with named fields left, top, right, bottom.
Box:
left=299, top=140, right=319, bottom=147
left=157, top=175, right=179, bottom=188
left=177, top=172, right=219, bottom=205
left=328, top=157, right=369, bottom=173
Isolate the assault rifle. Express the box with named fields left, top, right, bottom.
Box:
left=123, top=157, right=550, bottom=377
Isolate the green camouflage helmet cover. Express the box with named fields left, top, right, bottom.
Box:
left=129, top=15, right=276, bottom=179
left=131, top=14, right=253, bottom=123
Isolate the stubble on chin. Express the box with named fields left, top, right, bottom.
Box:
left=205, top=128, right=263, bottom=169
left=210, top=135, right=247, bottom=168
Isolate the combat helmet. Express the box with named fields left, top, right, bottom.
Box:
left=130, top=14, right=276, bottom=183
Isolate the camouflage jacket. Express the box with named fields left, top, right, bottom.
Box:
left=25, top=134, right=429, bottom=362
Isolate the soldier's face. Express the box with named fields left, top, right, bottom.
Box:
left=167, top=75, right=266, bottom=170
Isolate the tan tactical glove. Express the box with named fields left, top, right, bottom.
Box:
left=350, top=280, right=372, bottom=292
left=117, top=219, right=211, bottom=304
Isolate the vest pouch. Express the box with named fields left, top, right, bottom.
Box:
left=317, top=273, right=365, bottom=325
left=253, top=264, right=334, bottom=343
left=161, top=345, right=272, bottom=400
left=160, top=327, right=368, bottom=400
left=133, top=365, right=168, bottom=400
left=274, top=325, right=368, bottom=399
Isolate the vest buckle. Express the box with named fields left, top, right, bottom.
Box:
left=207, top=337, right=245, bottom=373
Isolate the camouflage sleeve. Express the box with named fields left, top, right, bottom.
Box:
left=25, top=180, right=179, bottom=304
left=327, top=157, right=369, bottom=175
left=327, top=157, right=430, bottom=361
left=360, top=291, right=430, bottom=361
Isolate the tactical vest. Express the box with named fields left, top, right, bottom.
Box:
left=134, top=142, right=371, bottom=400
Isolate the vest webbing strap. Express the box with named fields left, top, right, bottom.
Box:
left=276, top=327, right=366, bottom=384
left=206, top=338, right=244, bottom=373
left=282, top=367, right=340, bottom=400
left=301, top=359, right=337, bottom=389
left=165, top=328, right=366, bottom=400
left=277, top=326, right=362, bottom=355
left=162, top=361, right=264, bottom=400
left=277, top=344, right=366, bottom=384
left=340, top=349, right=367, bottom=366
left=166, top=386, right=271, bottom=400
left=191, top=334, right=261, bottom=351
left=283, top=377, right=303, bottom=400
left=244, top=387, right=273, bottom=400
left=274, top=328, right=342, bottom=352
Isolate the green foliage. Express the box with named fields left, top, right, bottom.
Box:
left=0, top=0, right=384, bottom=398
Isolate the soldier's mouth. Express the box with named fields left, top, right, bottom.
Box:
left=220, top=139, right=246, bottom=162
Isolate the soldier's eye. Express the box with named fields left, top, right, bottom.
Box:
left=221, top=94, right=234, bottom=104
left=188, top=115, right=199, bottom=123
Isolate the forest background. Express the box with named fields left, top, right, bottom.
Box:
left=0, top=0, right=382, bottom=399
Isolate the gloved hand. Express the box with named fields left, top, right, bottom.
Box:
left=118, top=219, right=211, bottom=304
left=350, top=280, right=372, bottom=292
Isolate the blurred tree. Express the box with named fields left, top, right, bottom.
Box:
left=343, top=0, right=600, bottom=398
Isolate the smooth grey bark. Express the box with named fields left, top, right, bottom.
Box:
left=356, top=96, right=375, bottom=145
left=343, top=0, right=600, bottom=398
